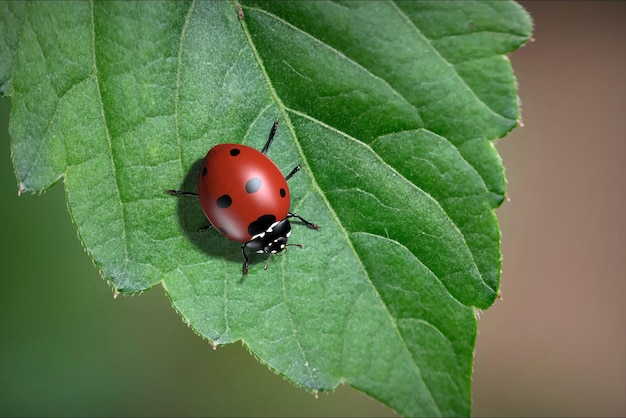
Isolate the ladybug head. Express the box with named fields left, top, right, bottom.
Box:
left=245, top=219, right=292, bottom=255
left=239, top=209, right=318, bottom=275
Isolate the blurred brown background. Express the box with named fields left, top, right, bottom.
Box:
left=1, top=1, right=624, bottom=416
left=473, top=1, right=625, bottom=416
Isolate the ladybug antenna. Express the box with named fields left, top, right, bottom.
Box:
left=263, top=254, right=273, bottom=271
left=263, top=244, right=303, bottom=271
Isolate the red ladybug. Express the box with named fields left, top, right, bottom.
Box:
left=167, top=121, right=319, bottom=274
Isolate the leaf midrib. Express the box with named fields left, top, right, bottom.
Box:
left=238, top=4, right=449, bottom=413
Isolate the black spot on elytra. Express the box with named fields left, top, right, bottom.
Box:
left=201, top=166, right=207, bottom=177
left=229, top=148, right=240, bottom=156
left=219, top=226, right=228, bottom=235
left=279, top=188, right=286, bottom=198
left=216, top=194, right=232, bottom=208
left=246, top=177, right=262, bottom=194
left=248, top=214, right=276, bottom=236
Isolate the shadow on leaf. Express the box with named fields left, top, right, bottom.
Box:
left=168, top=157, right=244, bottom=266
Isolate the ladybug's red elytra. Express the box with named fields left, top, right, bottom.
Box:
left=167, top=121, right=319, bottom=274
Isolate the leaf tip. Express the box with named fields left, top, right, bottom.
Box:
left=312, top=390, right=319, bottom=399
left=17, top=182, right=25, bottom=196
left=211, top=341, right=218, bottom=350
left=113, top=289, right=120, bottom=299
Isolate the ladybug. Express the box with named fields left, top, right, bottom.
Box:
left=167, top=121, right=319, bottom=274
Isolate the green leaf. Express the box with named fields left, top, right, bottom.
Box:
left=1, top=1, right=532, bottom=416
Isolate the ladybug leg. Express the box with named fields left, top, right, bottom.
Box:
left=287, top=212, right=319, bottom=230
left=284, top=164, right=301, bottom=181
left=261, top=120, right=279, bottom=155
left=197, top=224, right=214, bottom=233
left=241, top=243, right=250, bottom=275
left=166, top=190, right=212, bottom=232
left=165, top=189, right=198, bottom=197
left=260, top=120, right=302, bottom=181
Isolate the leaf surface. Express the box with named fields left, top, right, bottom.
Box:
left=0, top=1, right=532, bottom=416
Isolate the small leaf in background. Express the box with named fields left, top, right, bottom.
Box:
left=0, top=1, right=532, bottom=416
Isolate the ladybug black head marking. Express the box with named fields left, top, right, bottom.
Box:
left=247, top=214, right=277, bottom=236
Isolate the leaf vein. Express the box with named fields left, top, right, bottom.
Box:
left=90, top=1, right=130, bottom=288
left=389, top=0, right=512, bottom=125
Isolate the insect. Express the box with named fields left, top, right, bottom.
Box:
left=167, top=121, right=319, bottom=274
